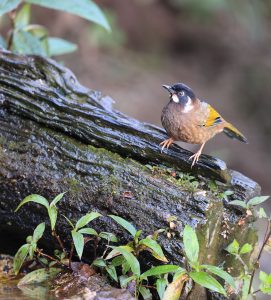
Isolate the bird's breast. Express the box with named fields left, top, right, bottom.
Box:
left=161, top=102, right=223, bottom=144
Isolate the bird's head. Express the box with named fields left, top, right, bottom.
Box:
left=162, top=83, right=196, bottom=112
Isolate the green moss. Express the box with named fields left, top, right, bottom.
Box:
left=145, top=165, right=201, bottom=193
left=87, top=144, right=125, bottom=163
left=65, top=178, right=83, bottom=195
left=0, top=136, right=6, bottom=145
left=97, top=171, right=123, bottom=196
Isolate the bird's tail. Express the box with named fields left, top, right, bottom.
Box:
left=223, top=122, right=248, bottom=143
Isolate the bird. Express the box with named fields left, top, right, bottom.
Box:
left=160, top=83, right=248, bottom=167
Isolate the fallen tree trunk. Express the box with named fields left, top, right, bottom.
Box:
left=0, top=50, right=260, bottom=299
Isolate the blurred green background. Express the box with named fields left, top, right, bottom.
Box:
left=1, top=0, right=270, bottom=195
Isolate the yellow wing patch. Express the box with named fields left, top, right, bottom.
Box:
left=203, top=104, right=223, bottom=127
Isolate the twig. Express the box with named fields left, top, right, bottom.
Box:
left=69, top=243, right=74, bottom=268
left=252, top=289, right=260, bottom=295
left=36, top=248, right=70, bottom=270
left=7, top=10, right=16, bottom=50
left=236, top=255, right=248, bottom=273
left=141, top=284, right=156, bottom=289
left=101, top=244, right=110, bottom=259
left=93, top=237, right=99, bottom=260
left=52, top=230, right=67, bottom=257
left=248, top=218, right=271, bottom=294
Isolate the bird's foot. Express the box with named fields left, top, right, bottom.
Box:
left=160, top=138, right=174, bottom=153
left=189, top=151, right=202, bottom=168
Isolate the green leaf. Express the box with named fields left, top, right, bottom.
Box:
left=225, top=239, right=240, bottom=255
left=32, top=222, right=45, bottom=243
left=28, top=243, right=36, bottom=260
left=228, top=200, right=247, bottom=209
left=247, top=196, right=270, bottom=206
left=50, top=192, right=66, bottom=207
left=138, top=286, right=152, bottom=300
left=92, top=258, right=106, bottom=267
left=241, top=274, right=251, bottom=299
left=62, top=215, right=74, bottom=229
left=260, top=286, right=271, bottom=295
left=25, top=24, right=49, bottom=55
left=26, top=236, right=33, bottom=244
left=120, top=275, right=135, bottom=288
left=38, top=257, right=49, bottom=266
left=109, top=215, right=137, bottom=237
left=17, top=268, right=61, bottom=286
left=189, top=271, right=226, bottom=295
left=48, top=206, right=57, bottom=230
left=75, top=212, right=102, bottom=230
left=72, top=230, right=84, bottom=260
left=111, top=256, right=125, bottom=267
left=201, top=265, right=236, bottom=289
left=140, top=265, right=180, bottom=280
left=156, top=278, right=167, bottom=300
left=12, top=30, right=46, bottom=56
left=105, top=265, right=118, bottom=282
left=259, top=271, right=269, bottom=282
left=48, top=37, right=77, bottom=56
left=15, top=194, right=49, bottom=212
left=78, top=228, right=98, bottom=236
left=162, top=273, right=186, bottom=300
left=239, top=243, right=253, bottom=255
left=183, top=225, right=199, bottom=264
left=139, top=238, right=168, bottom=262
left=0, top=0, right=20, bottom=16
left=15, top=4, right=31, bottom=29
left=13, top=244, right=30, bottom=275
left=259, top=271, right=271, bottom=294
left=173, top=267, right=187, bottom=281
left=258, top=207, right=267, bottom=218
left=105, top=245, right=134, bottom=260
left=25, top=0, right=110, bottom=31
left=112, top=246, right=140, bottom=277
left=134, top=229, right=142, bottom=241
left=122, top=260, right=131, bottom=275
left=224, top=190, right=234, bottom=196
left=99, top=232, right=118, bottom=242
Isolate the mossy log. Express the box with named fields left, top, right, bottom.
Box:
left=0, top=50, right=260, bottom=299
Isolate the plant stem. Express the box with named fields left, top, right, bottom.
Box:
left=69, top=242, right=74, bottom=268
left=52, top=230, right=67, bottom=257
left=252, top=289, right=260, bottom=295
left=141, top=284, right=156, bottom=289
left=36, top=248, right=69, bottom=269
left=93, top=237, right=99, bottom=260
left=7, top=10, right=16, bottom=50
left=236, top=255, right=248, bottom=273
left=248, top=218, right=271, bottom=294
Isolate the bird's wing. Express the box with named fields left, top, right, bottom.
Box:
left=201, top=103, right=223, bottom=127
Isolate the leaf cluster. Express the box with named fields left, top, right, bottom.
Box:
left=13, top=192, right=271, bottom=299
left=0, top=0, right=110, bottom=57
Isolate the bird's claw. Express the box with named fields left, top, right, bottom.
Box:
left=189, top=152, right=201, bottom=168
left=160, top=138, right=174, bottom=153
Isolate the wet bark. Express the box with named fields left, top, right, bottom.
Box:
left=0, top=50, right=261, bottom=299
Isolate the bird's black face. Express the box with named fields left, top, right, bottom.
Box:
left=162, top=83, right=196, bottom=106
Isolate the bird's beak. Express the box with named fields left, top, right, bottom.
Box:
left=162, top=84, right=173, bottom=93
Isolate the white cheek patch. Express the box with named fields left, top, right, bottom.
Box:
left=171, top=94, right=179, bottom=103
left=182, top=96, right=194, bottom=113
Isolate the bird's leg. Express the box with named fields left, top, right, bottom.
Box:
left=160, top=137, right=174, bottom=153
left=189, top=142, right=205, bottom=168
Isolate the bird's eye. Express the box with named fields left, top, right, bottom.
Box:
left=180, top=91, right=185, bottom=96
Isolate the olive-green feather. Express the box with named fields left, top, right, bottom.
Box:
left=223, top=122, right=248, bottom=143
